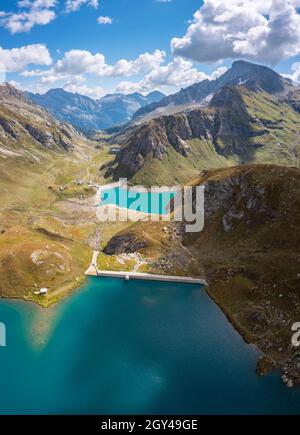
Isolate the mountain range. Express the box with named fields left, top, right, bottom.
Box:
left=28, top=89, right=165, bottom=133
left=132, top=60, right=289, bottom=120
left=103, top=60, right=300, bottom=185
left=2, top=59, right=300, bottom=185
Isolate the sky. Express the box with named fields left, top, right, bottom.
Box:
left=1, top=0, right=300, bottom=99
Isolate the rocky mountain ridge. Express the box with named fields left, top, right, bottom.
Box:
left=132, top=60, right=292, bottom=120
left=0, top=83, right=89, bottom=161
left=103, top=61, right=300, bottom=184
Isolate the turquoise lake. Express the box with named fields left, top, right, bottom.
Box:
left=0, top=277, right=300, bottom=415
left=99, top=186, right=175, bottom=215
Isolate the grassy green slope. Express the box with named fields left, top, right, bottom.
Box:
left=0, top=144, right=115, bottom=307
left=107, top=85, right=300, bottom=186
left=129, top=138, right=231, bottom=185
left=239, top=89, right=300, bottom=166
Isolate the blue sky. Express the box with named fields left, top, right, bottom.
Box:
left=0, top=1, right=200, bottom=61
left=1, top=0, right=300, bottom=98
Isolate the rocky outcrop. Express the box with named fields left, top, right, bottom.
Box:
left=104, top=233, right=148, bottom=255
left=111, top=119, right=168, bottom=176
left=106, top=109, right=218, bottom=178
left=182, top=166, right=278, bottom=236
left=286, top=88, right=300, bottom=115
left=24, top=124, right=55, bottom=149
left=133, top=79, right=215, bottom=120
left=0, top=117, right=17, bottom=139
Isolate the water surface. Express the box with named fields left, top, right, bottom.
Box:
left=99, top=186, right=175, bottom=215
left=0, top=277, right=300, bottom=414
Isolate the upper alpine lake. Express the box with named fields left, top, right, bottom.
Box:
left=98, top=185, right=176, bottom=215
left=0, top=277, right=300, bottom=415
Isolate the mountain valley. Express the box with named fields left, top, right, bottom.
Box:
left=2, top=60, right=300, bottom=386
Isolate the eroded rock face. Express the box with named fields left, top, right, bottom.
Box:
left=0, top=83, right=77, bottom=156
left=104, top=233, right=148, bottom=255
left=223, top=209, right=245, bottom=233
left=24, top=125, right=55, bottom=148
left=181, top=166, right=280, bottom=236
left=114, top=121, right=167, bottom=176
left=214, top=176, right=270, bottom=231
left=107, top=109, right=216, bottom=177
left=188, top=110, right=214, bottom=139
left=0, top=117, right=17, bottom=139
left=210, top=85, right=269, bottom=156
left=22, top=124, right=74, bottom=151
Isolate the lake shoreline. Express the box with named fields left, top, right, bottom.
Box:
left=0, top=273, right=269, bottom=381
left=0, top=242, right=291, bottom=390
left=0, top=276, right=299, bottom=414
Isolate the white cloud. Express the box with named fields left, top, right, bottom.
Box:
left=144, top=57, right=209, bottom=87
left=171, top=0, right=300, bottom=65
left=110, top=50, right=165, bottom=76
left=64, top=82, right=105, bottom=99
left=0, top=0, right=57, bottom=34
left=115, top=59, right=228, bottom=94
left=20, top=46, right=229, bottom=96
left=0, top=44, right=52, bottom=72
left=65, top=0, right=99, bottom=12
left=21, top=68, right=48, bottom=77
left=22, top=49, right=167, bottom=83
left=7, top=80, right=24, bottom=90
left=54, top=50, right=107, bottom=75
left=210, top=66, right=228, bottom=80
left=282, top=62, right=300, bottom=82
left=0, top=0, right=100, bottom=33
left=22, top=72, right=104, bottom=99
left=97, top=16, right=112, bottom=25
